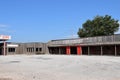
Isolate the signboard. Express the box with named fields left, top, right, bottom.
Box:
left=0, top=35, right=11, bottom=40
left=7, top=44, right=18, bottom=47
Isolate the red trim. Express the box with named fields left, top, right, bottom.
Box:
left=66, top=46, right=71, bottom=55
left=77, top=46, right=82, bottom=55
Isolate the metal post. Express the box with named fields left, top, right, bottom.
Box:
left=33, top=43, right=35, bottom=54
left=80, top=46, right=82, bottom=55
left=59, top=47, right=61, bottom=54
left=81, top=47, right=82, bottom=55
left=3, top=41, right=6, bottom=56
left=88, top=46, right=90, bottom=55
left=115, top=45, right=117, bottom=56
left=101, top=46, right=103, bottom=56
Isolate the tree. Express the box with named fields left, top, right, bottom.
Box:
left=77, top=15, right=119, bottom=38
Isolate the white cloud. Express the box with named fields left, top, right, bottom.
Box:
left=0, top=28, right=12, bottom=33
left=66, top=34, right=78, bottom=38
left=0, top=24, right=8, bottom=28
left=0, top=24, right=14, bottom=33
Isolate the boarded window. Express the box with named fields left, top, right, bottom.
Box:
left=8, top=48, right=15, bottom=52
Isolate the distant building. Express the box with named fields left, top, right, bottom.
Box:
left=0, top=42, right=47, bottom=55
left=1, top=34, right=120, bottom=56
left=0, top=35, right=11, bottom=55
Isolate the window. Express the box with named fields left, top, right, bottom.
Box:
left=39, top=48, right=42, bottom=51
left=36, top=48, right=42, bottom=52
left=8, top=48, right=15, bottom=52
left=27, top=47, right=34, bottom=52
left=36, top=48, right=38, bottom=52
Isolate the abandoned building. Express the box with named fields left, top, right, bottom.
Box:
left=47, top=34, right=120, bottom=56
left=0, top=42, right=47, bottom=55
left=1, top=34, right=120, bottom=56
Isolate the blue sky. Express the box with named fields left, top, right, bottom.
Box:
left=0, top=0, right=120, bottom=42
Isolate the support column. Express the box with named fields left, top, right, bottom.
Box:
left=3, top=41, right=6, bottom=56
left=101, top=46, right=103, bottom=56
left=77, top=46, right=82, bottom=55
left=66, top=46, right=70, bottom=55
left=34, top=43, right=35, bottom=54
left=59, top=47, right=61, bottom=54
left=88, top=46, right=90, bottom=55
left=115, top=45, right=117, bottom=56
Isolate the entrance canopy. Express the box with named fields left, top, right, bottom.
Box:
left=0, top=35, right=11, bottom=55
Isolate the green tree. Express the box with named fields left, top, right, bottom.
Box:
left=77, top=15, right=119, bottom=38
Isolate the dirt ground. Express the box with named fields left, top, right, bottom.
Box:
left=0, top=55, right=120, bottom=80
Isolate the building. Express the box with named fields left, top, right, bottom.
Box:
left=48, top=34, right=120, bottom=56
left=1, top=34, right=120, bottom=56
left=5, top=42, right=47, bottom=55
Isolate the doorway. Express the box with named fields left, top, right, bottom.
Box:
left=71, top=47, right=77, bottom=55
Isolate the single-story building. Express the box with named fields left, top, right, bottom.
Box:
left=1, top=34, right=120, bottom=56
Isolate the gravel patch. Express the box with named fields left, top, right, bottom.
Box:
left=0, top=55, right=120, bottom=80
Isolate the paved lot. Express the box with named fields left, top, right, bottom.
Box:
left=0, top=55, right=120, bottom=80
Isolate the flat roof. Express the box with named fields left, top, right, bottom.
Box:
left=51, top=34, right=120, bottom=41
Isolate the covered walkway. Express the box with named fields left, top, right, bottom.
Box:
left=82, top=45, right=120, bottom=56
left=48, top=46, right=82, bottom=55
left=48, top=45, right=120, bottom=56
